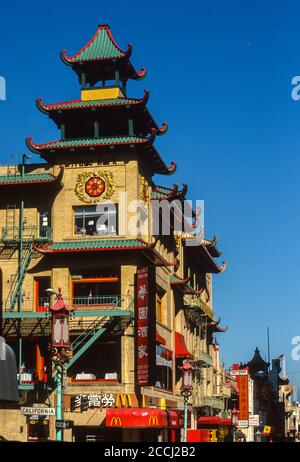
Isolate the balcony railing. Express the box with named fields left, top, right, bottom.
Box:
left=213, top=385, right=231, bottom=398
left=198, top=396, right=225, bottom=410
left=21, top=295, right=134, bottom=313
left=2, top=225, right=52, bottom=243
left=194, top=350, right=213, bottom=367
left=183, top=294, right=214, bottom=319
left=72, top=295, right=123, bottom=308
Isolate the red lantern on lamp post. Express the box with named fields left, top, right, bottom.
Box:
left=48, top=288, right=74, bottom=348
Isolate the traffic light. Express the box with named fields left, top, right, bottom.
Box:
left=81, top=395, right=89, bottom=412
left=70, top=396, right=77, bottom=412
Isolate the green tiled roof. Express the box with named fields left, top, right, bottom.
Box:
left=39, top=97, right=142, bottom=111
left=63, top=25, right=127, bottom=63
left=0, top=173, right=55, bottom=184
left=151, top=185, right=174, bottom=199
left=36, top=239, right=153, bottom=253
left=27, top=135, right=147, bottom=152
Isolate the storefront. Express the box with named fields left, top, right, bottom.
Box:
left=197, top=416, right=233, bottom=442
left=106, top=408, right=182, bottom=442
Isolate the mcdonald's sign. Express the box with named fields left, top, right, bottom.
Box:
left=149, top=415, right=159, bottom=427
left=115, top=394, right=132, bottom=408
left=106, top=408, right=166, bottom=428
left=110, top=416, right=122, bottom=427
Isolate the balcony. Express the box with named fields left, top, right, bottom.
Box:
left=2, top=225, right=52, bottom=244
left=194, top=350, right=213, bottom=368
left=21, top=295, right=134, bottom=312
left=213, top=385, right=231, bottom=399
left=183, top=294, right=214, bottom=319
left=197, top=396, right=225, bottom=410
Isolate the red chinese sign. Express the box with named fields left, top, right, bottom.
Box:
left=236, top=371, right=249, bottom=421
left=136, top=267, right=149, bottom=385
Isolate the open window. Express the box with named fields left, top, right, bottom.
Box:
left=34, top=277, right=51, bottom=312
left=39, top=210, right=51, bottom=238
left=68, top=336, right=121, bottom=382
left=71, top=271, right=120, bottom=307
left=156, top=287, right=167, bottom=324
left=155, top=345, right=173, bottom=391
left=74, top=204, right=118, bottom=237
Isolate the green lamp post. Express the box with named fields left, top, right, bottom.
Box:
left=47, top=288, right=74, bottom=442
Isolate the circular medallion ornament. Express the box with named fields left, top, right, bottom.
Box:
left=75, top=171, right=115, bottom=204
left=85, top=177, right=105, bottom=197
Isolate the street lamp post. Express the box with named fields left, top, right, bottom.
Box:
left=47, top=288, right=74, bottom=442
left=231, top=405, right=238, bottom=442
left=179, top=359, right=195, bottom=443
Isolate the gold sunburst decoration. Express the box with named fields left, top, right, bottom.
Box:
left=75, top=171, right=115, bottom=204
left=140, top=175, right=150, bottom=206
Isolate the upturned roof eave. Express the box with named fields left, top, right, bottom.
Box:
left=182, top=238, right=226, bottom=274
left=36, top=89, right=150, bottom=114
left=26, top=132, right=176, bottom=176
left=60, top=24, right=147, bottom=81
left=0, top=166, right=64, bottom=187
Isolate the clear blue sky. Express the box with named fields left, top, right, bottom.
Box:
left=1, top=0, right=300, bottom=392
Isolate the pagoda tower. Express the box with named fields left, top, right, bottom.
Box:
left=0, top=24, right=228, bottom=442
left=27, top=24, right=176, bottom=180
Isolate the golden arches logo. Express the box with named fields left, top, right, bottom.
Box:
left=115, top=394, right=132, bottom=408
left=149, top=415, right=159, bottom=426
left=210, top=430, right=218, bottom=442
left=110, top=416, right=122, bottom=427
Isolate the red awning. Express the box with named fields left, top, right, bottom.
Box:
left=106, top=408, right=181, bottom=428
left=175, top=332, right=194, bottom=359
left=198, top=416, right=233, bottom=427
left=156, top=331, right=166, bottom=345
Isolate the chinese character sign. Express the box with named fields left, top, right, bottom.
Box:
left=236, top=371, right=249, bottom=421
left=71, top=394, right=115, bottom=410
left=137, top=267, right=149, bottom=385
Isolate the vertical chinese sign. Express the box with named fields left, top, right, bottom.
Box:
left=136, top=267, right=149, bottom=385
left=236, top=369, right=249, bottom=423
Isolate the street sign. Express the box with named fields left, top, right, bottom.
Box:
left=55, top=419, right=74, bottom=430
left=21, top=407, right=55, bottom=416
left=55, top=420, right=65, bottom=429
left=237, top=420, right=249, bottom=428
left=249, top=414, right=260, bottom=426
left=230, top=370, right=248, bottom=376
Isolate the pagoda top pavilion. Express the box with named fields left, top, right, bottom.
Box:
left=26, top=24, right=175, bottom=177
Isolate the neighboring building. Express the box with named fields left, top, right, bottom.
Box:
left=279, top=383, right=299, bottom=441
left=238, top=348, right=292, bottom=442
left=0, top=24, right=227, bottom=442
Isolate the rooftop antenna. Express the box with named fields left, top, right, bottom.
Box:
left=267, top=326, right=270, bottom=366
left=21, top=153, right=31, bottom=177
